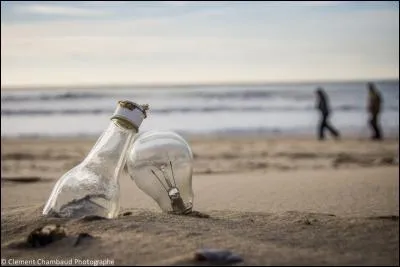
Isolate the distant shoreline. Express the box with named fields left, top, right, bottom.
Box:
left=1, top=78, right=398, bottom=91
left=2, top=130, right=399, bottom=142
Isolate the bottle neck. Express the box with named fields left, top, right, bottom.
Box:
left=83, top=118, right=138, bottom=182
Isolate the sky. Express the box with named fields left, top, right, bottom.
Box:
left=1, top=1, right=399, bottom=87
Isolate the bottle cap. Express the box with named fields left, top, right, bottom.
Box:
left=111, top=100, right=149, bottom=130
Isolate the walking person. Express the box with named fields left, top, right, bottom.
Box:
left=315, top=87, right=341, bottom=141
left=367, top=82, right=383, bottom=140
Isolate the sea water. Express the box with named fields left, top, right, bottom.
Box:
left=1, top=81, right=399, bottom=138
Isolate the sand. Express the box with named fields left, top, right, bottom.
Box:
left=1, top=136, right=399, bottom=266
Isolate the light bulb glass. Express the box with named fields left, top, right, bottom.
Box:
left=126, top=131, right=194, bottom=214
left=43, top=101, right=148, bottom=219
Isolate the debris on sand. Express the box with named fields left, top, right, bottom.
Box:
left=27, top=224, right=67, bottom=247
left=194, top=248, right=243, bottom=264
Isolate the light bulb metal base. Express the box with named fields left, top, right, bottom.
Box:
left=168, top=187, right=192, bottom=215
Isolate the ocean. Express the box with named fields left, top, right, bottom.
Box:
left=1, top=81, right=399, bottom=139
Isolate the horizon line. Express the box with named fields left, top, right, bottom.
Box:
left=1, top=77, right=398, bottom=90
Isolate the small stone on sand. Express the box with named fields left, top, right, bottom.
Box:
left=27, top=224, right=66, bottom=247
left=194, top=248, right=243, bottom=264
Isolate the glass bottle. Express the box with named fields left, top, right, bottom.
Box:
left=42, top=100, right=149, bottom=219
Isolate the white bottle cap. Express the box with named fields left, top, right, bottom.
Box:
left=111, top=100, right=149, bottom=130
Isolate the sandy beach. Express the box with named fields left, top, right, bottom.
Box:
left=1, top=135, right=399, bottom=266
left=2, top=0, right=399, bottom=265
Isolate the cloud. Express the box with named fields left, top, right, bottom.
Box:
left=273, top=1, right=350, bottom=7
left=162, top=1, right=194, bottom=6
left=82, top=1, right=129, bottom=5
left=296, top=1, right=349, bottom=6
left=14, top=3, right=109, bottom=17
left=276, top=1, right=390, bottom=7
left=162, top=1, right=226, bottom=6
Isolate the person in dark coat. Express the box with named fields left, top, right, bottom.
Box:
left=367, top=82, right=383, bottom=140
left=315, top=87, right=340, bottom=140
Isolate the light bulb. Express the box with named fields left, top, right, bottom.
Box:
left=43, top=100, right=149, bottom=219
left=126, top=131, right=194, bottom=214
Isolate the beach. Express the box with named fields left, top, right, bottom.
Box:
left=1, top=135, right=398, bottom=265
left=2, top=0, right=399, bottom=264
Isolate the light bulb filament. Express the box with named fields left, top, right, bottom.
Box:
left=149, top=160, right=190, bottom=214
left=150, top=169, right=169, bottom=193
left=169, top=160, right=177, bottom=190
left=149, top=158, right=177, bottom=190
left=162, top=170, right=174, bottom=188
